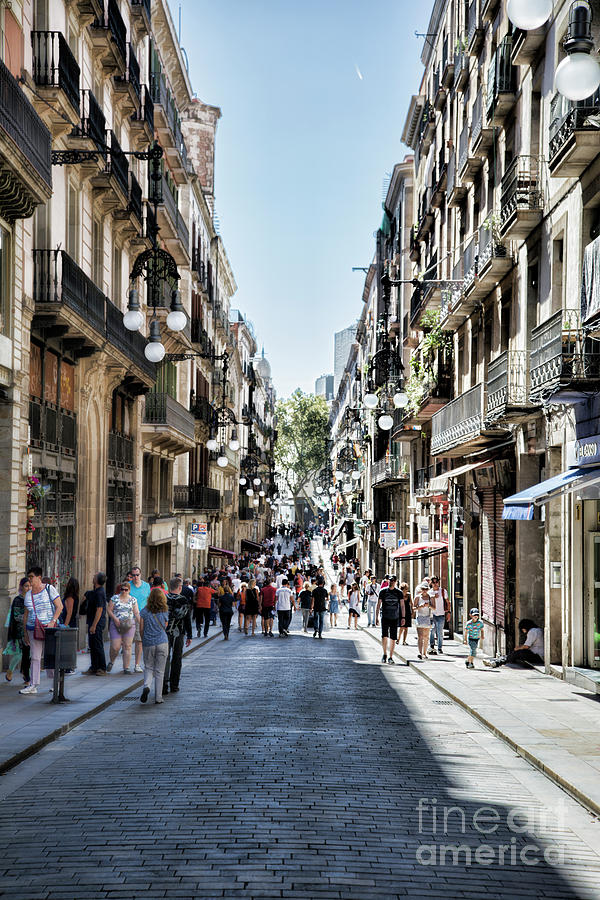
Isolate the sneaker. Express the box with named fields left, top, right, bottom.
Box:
left=123, top=669, right=131, bottom=674
left=319, top=634, right=323, bottom=639
left=468, top=662, right=475, bottom=669
left=388, top=658, right=395, bottom=665
left=313, top=632, right=318, bottom=639
left=483, top=659, right=494, bottom=667
left=417, top=653, right=423, bottom=659
left=84, top=667, right=96, bottom=675
left=429, top=648, right=437, bottom=655
left=382, top=655, right=387, bottom=663
left=465, top=660, right=470, bottom=668
left=134, top=665, right=143, bottom=673
left=170, top=687, right=179, bottom=693
left=5, top=670, right=12, bottom=682
left=106, top=662, right=113, bottom=672
left=95, top=670, right=107, bottom=676
left=19, top=684, right=38, bottom=694
left=140, top=686, right=150, bottom=703
left=155, top=699, right=164, bottom=704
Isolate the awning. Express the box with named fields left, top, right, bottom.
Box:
left=336, top=536, right=359, bottom=553
left=241, top=539, right=262, bottom=552
left=502, top=466, right=600, bottom=520
left=391, top=541, right=448, bottom=560
left=331, top=519, right=348, bottom=541
left=429, top=460, right=490, bottom=494
left=208, top=545, right=236, bottom=558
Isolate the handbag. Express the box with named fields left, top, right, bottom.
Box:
left=32, top=586, right=53, bottom=642
left=117, top=616, right=135, bottom=634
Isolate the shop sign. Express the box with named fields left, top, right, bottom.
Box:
left=573, top=436, right=600, bottom=467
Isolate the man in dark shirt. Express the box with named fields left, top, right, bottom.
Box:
left=299, top=584, right=313, bottom=632
left=86, top=572, right=107, bottom=675
left=310, top=577, right=329, bottom=639
left=163, top=577, right=193, bottom=695
left=376, top=575, right=405, bottom=665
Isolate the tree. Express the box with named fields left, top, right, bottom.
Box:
left=274, top=390, right=330, bottom=523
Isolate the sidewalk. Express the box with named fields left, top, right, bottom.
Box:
left=0, top=628, right=221, bottom=774
left=316, top=536, right=600, bottom=817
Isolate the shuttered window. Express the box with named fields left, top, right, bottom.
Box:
left=481, top=488, right=505, bottom=626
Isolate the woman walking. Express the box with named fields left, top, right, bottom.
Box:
left=107, top=581, right=139, bottom=673
left=139, top=587, right=169, bottom=704
left=328, top=583, right=340, bottom=628
left=415, top=584, right=433, bottom=659
left=4, top=577, right=31, bottom=684
left=218, top=584, right=236, bottom=640
left=244, top=579, right=259, bottom=635
left=347, top=582, right=361, bottom=630
left=59, top=577, right=80, bottom=629
left=237, top=582, right=247, bottom=632
left=20, top=567, right=62, bottom=695
left=338, top=567, right=347, bottom=601
left=398, top=581, right=412, bottom=646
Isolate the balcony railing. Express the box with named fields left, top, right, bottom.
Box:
left=191, top=318, right=213, bottom=356
left=106, top=299, right=155, bottom=379
left=500, top=155, right=542, bottom=235
left=372, top=455, right=410, bottom=484
left=34, top=249, right=105, bottom=335
left=454, top=51, right=469, bottom=91
left=238, top=507, right=256, bottom=521
left=458, top=120, right=469, bottom=173
left=29, top=398, right=77, bottom=455
left=530, top=310, right=600, bottom=397
left=115, top=42, right=141, bottom=102
left=131, top=0, right=151, bottom=22
left=414, top=467, right=429, bottom=493
left=487, top=36, right=516, bottom=120
left=93, top=0, right=127, bottom=67
left=108, top=431, right=134, bottom=468
left=0, top=58, right=52, bottom=189
left=143, top=393, right=196, bottom=441
left=549, top=90, right=600, bottom=173
left=31, top=31, right=80, bottom=114
left=486, top=350, right=529, bottom=419
left=431, top=383, right=484, bottom=454
left=190, top=395, right=214, bottom=424
left=105, top=129, right=129, bottom=197
left=467, top=0, right=483, bottom=54
left=78, top=88, right=106, bottom=150
left=174, top=484, right=221, bottom=511
left=129, top=171, right=142, bottom=223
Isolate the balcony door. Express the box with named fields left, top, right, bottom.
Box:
left=586, top=531, right=600, bottom=669
left=34, top=0, right=49, bottom=30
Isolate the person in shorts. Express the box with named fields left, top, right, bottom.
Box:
left=376, top=575, right=404, bottom=665
left=464, top=607, right=484, bottom=669
left=260, top=578, right=276, bottom=637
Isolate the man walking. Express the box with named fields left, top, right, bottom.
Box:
left=428, top=575, right=449, bottom=655
left=129, top=566, right=150, bottom=673
left=195, top=578, right=215, bottom=638
left=366, top=575, right=380, bottom=627
left=310, top=576, right=328, bottom=639
left=376, top=575, right=405, bottom=665
left=86, top=572, right=108, bottom=675
left=299, top=581, right=313, bottom=632
left=163, top=578, right=192, bottom=695
left=260, top=577, right=277, bottom=637
left=275, top=578, right=294, bottom=637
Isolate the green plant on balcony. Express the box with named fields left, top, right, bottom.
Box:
left=455, top=34, right=467, bottom=53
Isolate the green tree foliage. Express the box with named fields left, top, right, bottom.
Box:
left=274, top=390, right=330, bottom=520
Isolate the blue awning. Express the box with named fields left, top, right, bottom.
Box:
left=503, top=467, right=600, bottom=520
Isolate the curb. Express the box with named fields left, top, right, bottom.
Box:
left=359, top=626, right=600, bottom=819
left=0, top=629, right=222, bottom=776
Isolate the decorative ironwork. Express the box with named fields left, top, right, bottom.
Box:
left=431, top=384, right=483, bottom=454
left=486, top=350, right=529, bottom=420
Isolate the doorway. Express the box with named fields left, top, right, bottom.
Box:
left=586, top=532, right=600, bottom=668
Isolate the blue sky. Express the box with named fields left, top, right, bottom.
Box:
left=172, top=0, right=425, bottom=399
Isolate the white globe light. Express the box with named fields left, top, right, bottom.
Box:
left=206, top=438, right=218, bottom=452
left=555, top=53, right=600, bottom=102
left=378, top=414, right=394, bottom=431
left=166, top=310, right=187, bottom=332
left=217, top=455, right=228, bottom=468
left=229, top=438, right=240, bottom=452
left=506, top=0, right=551, bottom=30
left=239, top=476, right=247, bottom=486
left=144, top=340, right=165, bottom=363
left=123, top=309, right=144, bottom=331
left=259, top=490, right=266, bottom=497
left=328, top=486, right=336, bottom=494
left=351, top=470, right=360, bottom=480
left=364, top=392, right=378, bottom=409
left=253, top=477, right=261, bottom=486
left=393, top=391, right=409, bottom=409
left=316, top=486, right=323, bottom=494
left=246, top=488, right=254, bottom=497
left=343, top=482, right=352, bottom=493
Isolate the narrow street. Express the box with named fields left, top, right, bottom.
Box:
left=2, top=612, right=600, bottom=900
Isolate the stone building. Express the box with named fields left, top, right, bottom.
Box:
left=0, top=0, right=275, bottom=626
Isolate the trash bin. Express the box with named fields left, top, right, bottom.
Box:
left=43, top=627, right=78, bottom=670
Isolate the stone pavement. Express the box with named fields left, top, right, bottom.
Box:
left=317, top=538, right=600, bottom=819
left=0, top=628, right=221, bottom=774
left=1, top=609, right=600, bottom=899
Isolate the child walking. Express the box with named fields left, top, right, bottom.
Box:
left=464, top=607, right=484, bottom=668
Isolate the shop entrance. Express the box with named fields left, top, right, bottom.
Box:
left=586, top=532, right=600, bottom=668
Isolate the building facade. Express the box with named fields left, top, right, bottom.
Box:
left=0, top=0, right=275, bottom=626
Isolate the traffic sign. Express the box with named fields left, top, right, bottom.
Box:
left=191, top=522, right=207, bottom=536
left=380, top=522, right=396, bottom=533
left=398, top=538, right=409, bottom=548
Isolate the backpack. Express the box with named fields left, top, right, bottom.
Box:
left=166, top=594, right=191, bottom=634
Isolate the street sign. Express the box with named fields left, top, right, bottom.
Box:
left=190, top=535, right=207, bottom=550
left=398, top=538, right=409, bottom=548
left=380, top=522, right=396, bottom=533
left=383, top=534, right=396, bottom=550
left=191, top=522, right=207, bottom=536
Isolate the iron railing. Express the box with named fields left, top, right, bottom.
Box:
left=549, top=90, right=600, bottom=164
left=486, top=350, right=529, bottom=417
left=372, top=456, right=410, bottom=484
left=118, top=42, right=141, bottom=101
left=106, top=299, right=155, bottom=378
left=105, top=129, right=129, bottom=197
left=487, top=35, right=516, bottom=119
left=29, top=399, right=77, bottom=455
left=129, top=170, right=142, bottom=222
left=108, top=431, right=134, bottom=468
left=190, top=395, right=214, bottom=424
left=78, top=88, right=106, bottom=150
left=143, top=392, right=195, bottom=441
left=530, top=310, right=600, bottom=395
left=93, top=0, right=126, bottom=66
left=431, top=383, right=483, bottom=453
left=131, top=0, right=151, bottom=21
left=0, top=58, right=52, bottom=188
left=31, top=31, right=80, bottom=113
left=458, top=120, right=469, bottom=172
left=174, top=484, right=221, bottom=511
left=34, top=249, right=105, bottom=334
left=500, top=155, right=542, bottom=229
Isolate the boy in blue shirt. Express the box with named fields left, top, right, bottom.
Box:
left=464, top=608, right=484, bottom=669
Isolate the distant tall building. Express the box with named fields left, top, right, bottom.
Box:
left=334, top=325, right=357, bottom=394
left=315, top=374, right=334, bottom=401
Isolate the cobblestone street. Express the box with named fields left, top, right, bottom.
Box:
left=2, top=617, right=600, bottom=899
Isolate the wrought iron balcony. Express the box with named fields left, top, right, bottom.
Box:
left=0, top=57, right=52, bottom=219
left=500, top=156, right=542, bottom=239
left=31, top=31, right=80, bottom=121
left=143, top=392, right=196, bottom=454
left=108, top=431, right=134, bottom=468
left=166, top=115, right=190, bottom=183
left=114, top=42, right=141, bottom=113
left=174, top=484, right=221, bottom=511
left=447, top=149, right=466, bottom=207
left=471, top=88, right=496, bottom=155
left=481, top=0, right=500, bottom=22
left=441, top=37, right=454, bottom=89
left=131, top=0, right=151, bottom=37
left=409, top=225, right=420, bottom=262
left=190, top=395, right=214, bottom=425
left=33, top=249, right=105, bottom=343
left=458, top=119, right=482, bottom=183
left=372, top=455, right=410, bottom=486
left=151, top=172, right=190, bottom=263
left=131, top=85, right=154, bottom=146
left=102, top=128, right=129, bottom=199
left=105, top=298, right=155, bottom=382
left=414, top=467, right=430, bottom=494
left=431, top=148, right=447, bottom=207
left=467, top=0, right=483, bottom=55
left=29, top=398, right=77, bottom=456
left=76, top=88, right=106, bottom=151
left=454, top=50, right=469, bottom=92
left=511, top=26, right=546, bottom=66
left=90, top=0, right=126, bottom=72
left=416, top=186, right=434, bottom=239
left=549, top=91, right=600, bottom=178
left=434, top=67, right=447, bottom=112
left=431, top=383, right=485, bottom=455
left=487, top=36, right=517, bottom=123
left=530, top=310, right=600, bottom=402
left=421, top=101, right=436, bottom=149
left=486, top=350, right=532, bottom=422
